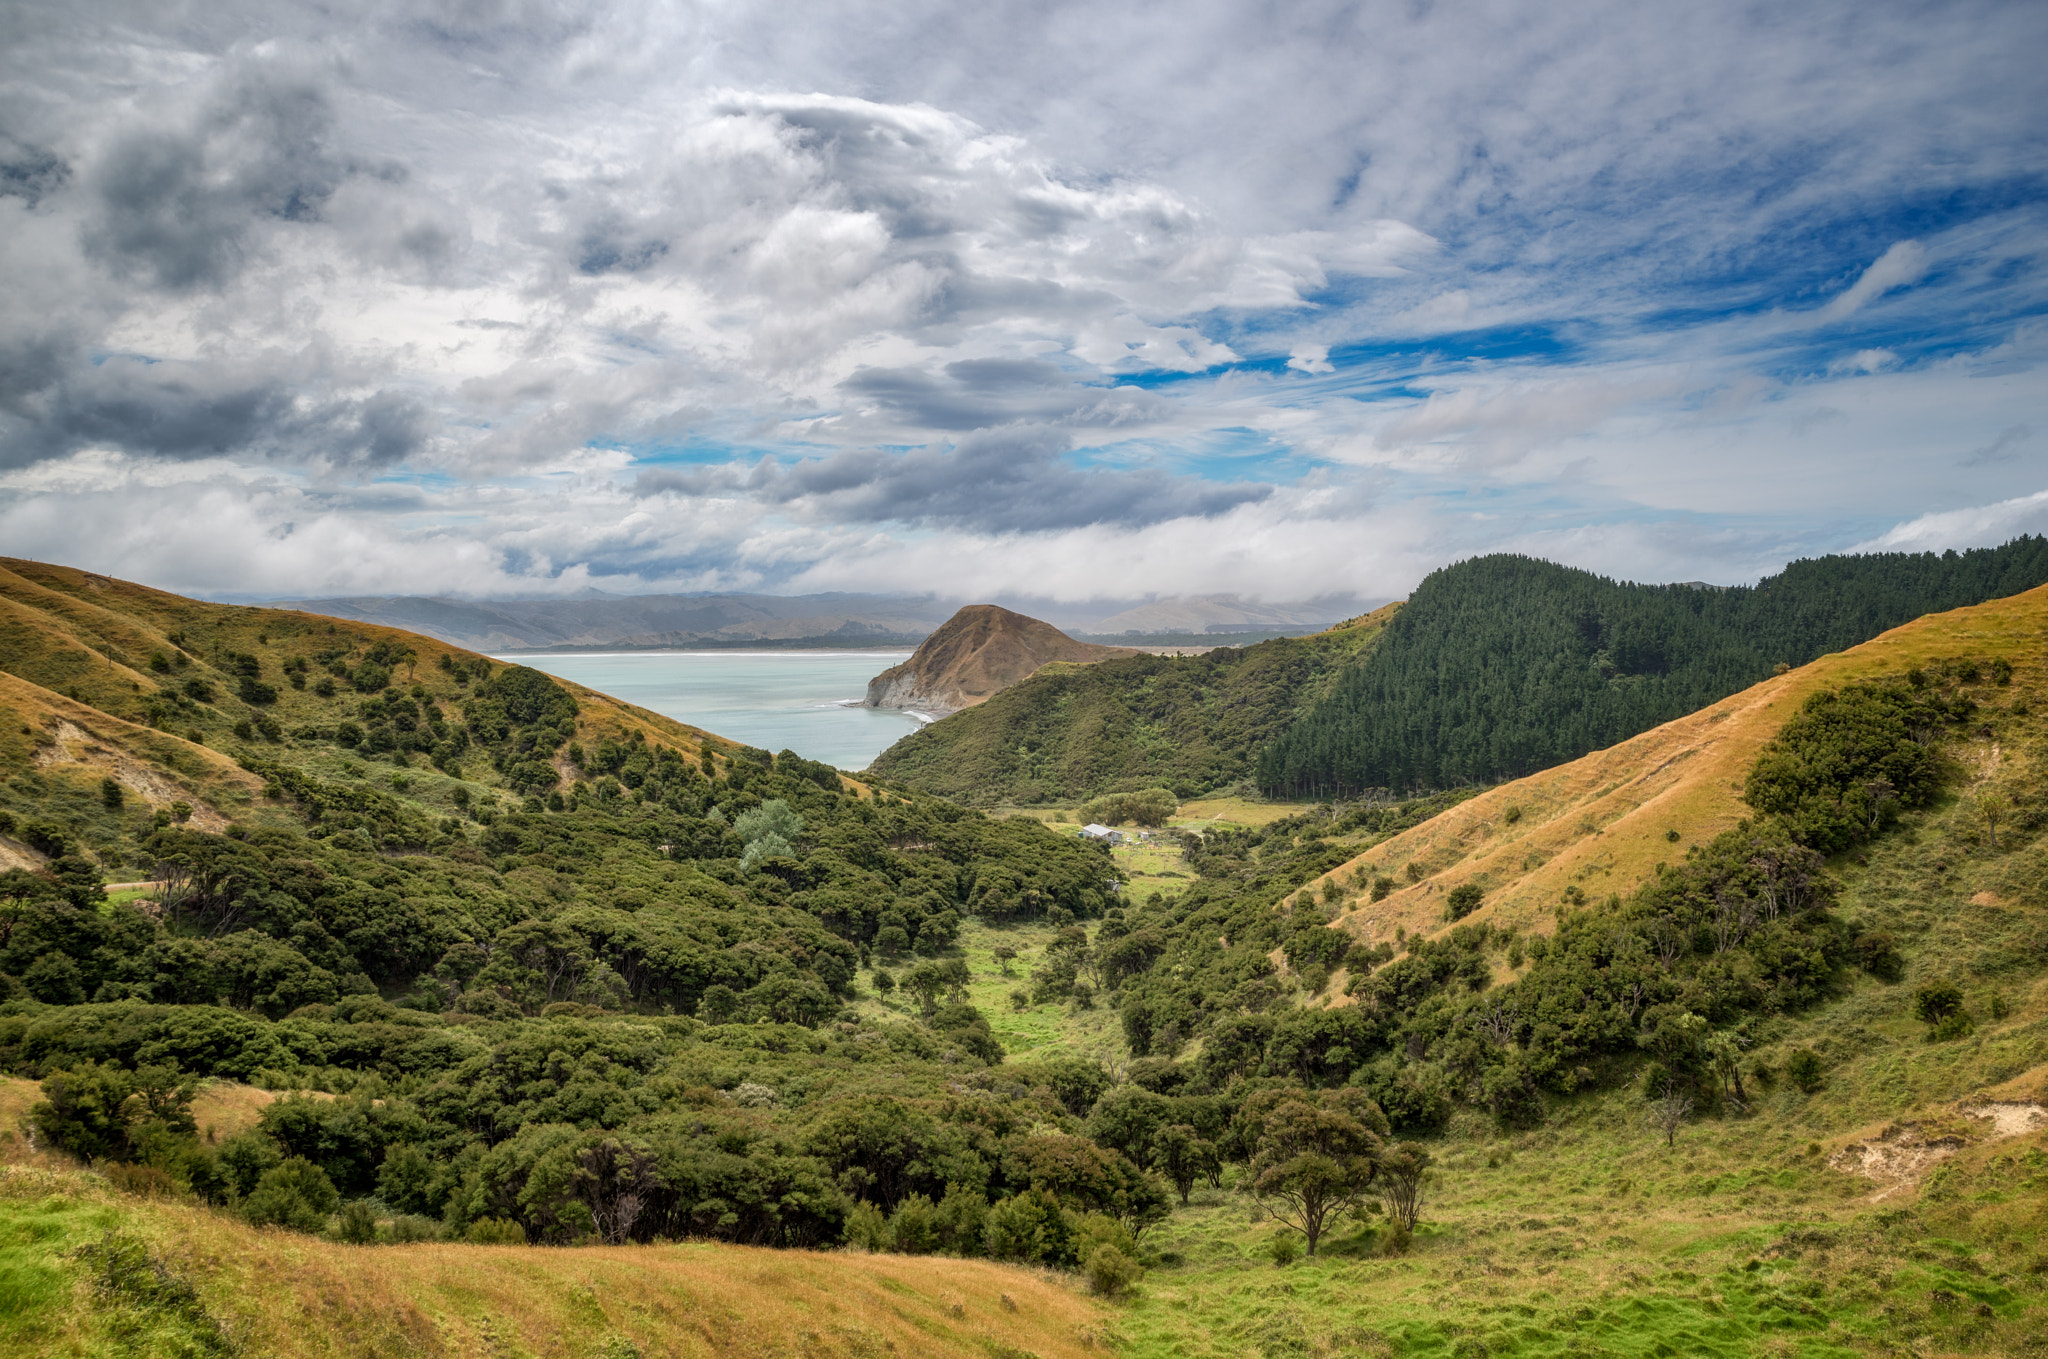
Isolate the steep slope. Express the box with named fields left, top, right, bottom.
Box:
left=1290, top=580, right=2048, bottom=952
left=863, top=604, right=1144, bottom=715
left=1258, top=539, right=2048, bottom=797
left=0, top=556, right=764, bottom=849
left=869, top=604, right=1400, bottom=804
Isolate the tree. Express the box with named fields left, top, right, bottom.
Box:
left=1245, top=1092, right=1384, bottom=1255
left=1151, top=1123, right=1218, bottom=1206
left=1703, top=1031, right=1749, bottom=1108
left=1975, top=791, right=2011, bottom=850
left=1647, top=1077, right=1694, bottom=1149
left=1375, top=1141, right=1431, bottom=1234
left=993, top=945, right=1018, bottom=975
left=903, top=961, right=947, bottom=1015
left=575, top=1138, right=663, bottom=1245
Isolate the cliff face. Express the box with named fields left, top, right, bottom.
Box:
left=863, top=605, right=1143, bottom=715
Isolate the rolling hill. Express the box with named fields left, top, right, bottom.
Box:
left=1256, top=539, right=2048, bottom=797
left=862, top=604, right=1145, bottom=716
left=5, top=556, right=2046, bottom=1358
left=1286, top=578, right=2048, bottom=958
left=866, top=604, right=1400, bottom=804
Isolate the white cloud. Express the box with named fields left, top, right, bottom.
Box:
left=0, top=1, right=2043, bottom=605
left=1812, top=241, right=1929, bottom=324
left=1851, top=488, right=2048, bottom=555
left=1286, top=344, right=1333, bottom=374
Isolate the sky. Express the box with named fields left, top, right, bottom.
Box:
left=1, top=0, right=2045, bottom=607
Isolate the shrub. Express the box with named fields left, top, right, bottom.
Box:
left=243, top=1156, right=340, bottom=1232
left=1785, top=1049, right=1825, bottom=1093
left=1912, top=982, right=1965, bottom=1024
left=385, top=1215, right=441, bottom=1243
left=30, top=1062, right=139, bottom=1162
left=1084, top=1244, right=1142, bottom=1297
left=1444, top=883, right=1483, bottom=921
left=465, top=1217, right=527, bottom=1245
left=1928, top=1011, right=1976, bottom=1043
left=1269, top=1231, right=1301, bottom=1266
left=335, top=1200, right=378, bottom=1244
left=843, top=1200, right=889, bottom=1252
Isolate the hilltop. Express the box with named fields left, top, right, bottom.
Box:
left=1286, top=579, right=2048, bottom=957
left=1258, top=539, right=2048, bottom=797
left=862, top=604, right=1144, bottom=716
left=867, top=604, right=1399, bottom=804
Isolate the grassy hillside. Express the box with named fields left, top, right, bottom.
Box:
left=0, top=556, right=771, bottom=867
left=866, top=604, right=1399, bottom=805
left=1289, top=581, right=2048, bottom=953
left=1257, top=539, right=2048, bottom=797
left=0, top=1150, right=1111, bottom=1358
left=5, top=558, right=2047, bottom=1358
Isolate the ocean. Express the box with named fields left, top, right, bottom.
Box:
left=499, top=650, right=920, bottom=771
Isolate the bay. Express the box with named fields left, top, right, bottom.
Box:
left=500, top=650, right=918, bottom=771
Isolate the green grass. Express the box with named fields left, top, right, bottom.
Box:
left=851, top=919, right=1130, bottom=1062
left=1065, top=733, right=2048, bottom=1356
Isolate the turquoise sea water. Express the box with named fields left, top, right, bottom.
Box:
left=500, top=650, right=919, bottom=771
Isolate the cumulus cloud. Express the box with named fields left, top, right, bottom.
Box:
left=1286, top=344, right=1333, bottom=375
left=0, top=1, right=2042, bottom=605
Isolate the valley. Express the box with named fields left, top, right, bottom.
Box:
left=0, top=551, right=2044, bottom=1358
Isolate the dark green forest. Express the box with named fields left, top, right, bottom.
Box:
left=867, top=617, right=1387, bottom=805
left=1255, top=537, right=2048, bottom=796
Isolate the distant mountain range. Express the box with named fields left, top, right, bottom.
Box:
left=269, top=591, right=1361, bottom=652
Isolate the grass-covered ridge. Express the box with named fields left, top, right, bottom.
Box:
left=3, top=558, right=2047, bottom=1357
left=866, top=603, right=1399, bottom=805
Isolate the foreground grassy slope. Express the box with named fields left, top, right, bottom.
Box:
left=1113, top=730, right=2048, bottom=1357
left=1291, top=582, right=2048, bottom=953
left=0, top=1161, right=1111, bottom=1359
left=867, top=604, right=1399, bottom=805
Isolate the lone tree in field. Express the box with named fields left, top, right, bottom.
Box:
left=1975, top=791, right=2011, bottom=849
left=1648, top=1077, right=1695, bottom=1149
left=1245, top=1088, right=1386, bottom=1255
left=1376, top=1141, right=1432, bottom=1234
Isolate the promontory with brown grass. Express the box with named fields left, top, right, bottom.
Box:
left=862, top=603, right=1145, bottom=716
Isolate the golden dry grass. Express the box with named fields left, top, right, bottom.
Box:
left=1297, top=583, right=2048, bottom=951
left=4, top=1162, right=1113, bottom=1359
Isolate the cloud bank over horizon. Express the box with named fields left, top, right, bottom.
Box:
left=1, top=1, right=2044, bottom=604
